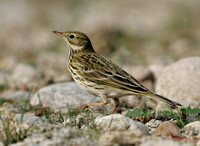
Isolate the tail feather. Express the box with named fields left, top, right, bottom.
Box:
left=144, top=93, right=182, bottom=109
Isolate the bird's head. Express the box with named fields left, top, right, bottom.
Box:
left=53, top=31, right=94, bottom=52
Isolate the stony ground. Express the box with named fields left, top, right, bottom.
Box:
left=0, top=57, right=200, bottom=146
left=0, top=0, right=200, bottom=145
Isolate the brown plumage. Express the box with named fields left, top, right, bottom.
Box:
left=53, top=30, right=182, bottom=114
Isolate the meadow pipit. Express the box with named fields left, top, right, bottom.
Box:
left=53, top=31, right=182, bottom=114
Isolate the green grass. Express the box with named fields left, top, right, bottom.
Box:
left=126, top=107, right=200, bottom=128
left=125, top=108, right=155, bottom=123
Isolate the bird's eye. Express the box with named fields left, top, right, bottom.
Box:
left=69, top=34, right=75, bottom=39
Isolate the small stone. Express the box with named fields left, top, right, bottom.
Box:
left=154, top=121, right=180, bottom=136
left=94, top=114, right=149, bottom=135
left=145, top=119, right=163, bottom=128
left=182, top=121, right=200, bottom=138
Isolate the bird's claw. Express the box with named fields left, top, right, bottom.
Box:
left=73, top=105, right=96, bottom=113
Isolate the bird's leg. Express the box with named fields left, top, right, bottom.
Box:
left=73, top=102, right=107, bottom=113
left=110, top=98, right=120, bottom=114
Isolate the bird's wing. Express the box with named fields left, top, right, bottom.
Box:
left=75, top=53, right=150, bottom=94
left=74, top=53, right=182, bottom=108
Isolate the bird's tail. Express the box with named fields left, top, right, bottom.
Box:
left=142, top=93, right=182, bottom=109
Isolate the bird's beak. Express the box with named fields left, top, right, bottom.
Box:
left=52, top=31, right=65, bottom=37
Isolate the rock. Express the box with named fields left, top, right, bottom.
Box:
left=182, top=121, right=200, bottom=138
left=1, top=90, right=31, bottom=100
left=0, top=114, right=50, bottom=126
left=145, top=119, right=163, bottom=133
left=9, top=64, right=42, bottom=89
left=140, top=136, right=194, bottom=146
left=16, top=114, right=50, bottom=126
left=154, top=121, right=180, bottom=136
left=0, top=112, right=51, bottom=143
left=156, top=57, right=200, bottom=110
left=99, top=130, right=142, bottom=146
left=145, top=119, right=163, bottom=128
left=94, top=114, right=149, bottom=135
left=30, top=82, right=103, bottom=112
left=11, top=127, right=97, bottom=146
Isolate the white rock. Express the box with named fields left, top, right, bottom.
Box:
left=1, top=90, right=31, bottom=100
left=156, top=57, right=200, bottom=110
left=0, top=114, right=50, bottom=126
left=145, top=119, right=163, bottom=128
left=94, top=114, right=149, bottom=135
left=30, top=82, right=101, bottom=112
left=183, top=121, right=200, bottom=138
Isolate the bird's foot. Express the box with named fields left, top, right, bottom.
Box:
left=73, top=104, right=96, bottom=113
left=73, top=102, right=107, bottom=113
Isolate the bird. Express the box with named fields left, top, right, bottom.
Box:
left=53, top=30, right=182, bottom=114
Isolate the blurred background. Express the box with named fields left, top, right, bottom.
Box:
left=0, top=0, right=200, bottom=91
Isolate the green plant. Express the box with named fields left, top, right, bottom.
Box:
left=126, top=107, right=200, bottom=128
left=125, top=108, right=155, bottom=123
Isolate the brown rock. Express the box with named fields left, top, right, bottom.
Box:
left=154, top=121, right=181, bottom=136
